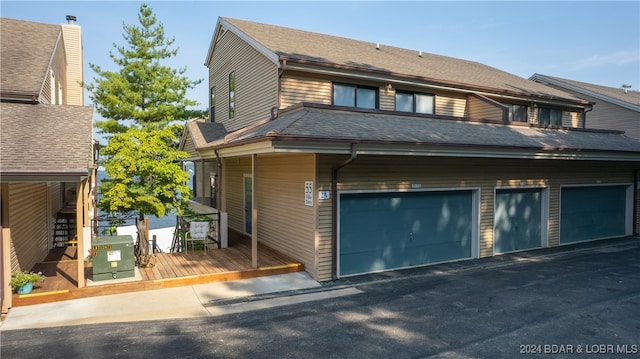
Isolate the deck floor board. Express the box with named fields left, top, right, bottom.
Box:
left=13, top=231, right=303, bottom=307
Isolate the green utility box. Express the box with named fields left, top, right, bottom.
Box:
left=91, top=235, right=135, bottom=281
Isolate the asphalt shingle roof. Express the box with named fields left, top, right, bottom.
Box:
left=0, top=17, right=61, bottom=95
left=224, top=104, right=640, bottom=155
left=0, top=103, right=94, bottom=173
left=222, top=17, right=585, bottom=103
left=537, top=74, right=640, bottom=108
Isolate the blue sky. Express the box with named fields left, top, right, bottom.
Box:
left=2, top=1, right=639, bottom=115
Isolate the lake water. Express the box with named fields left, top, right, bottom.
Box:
left=96, top=170, right=191, bottom=230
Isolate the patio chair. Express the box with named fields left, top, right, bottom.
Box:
left=185, top=221, right=210, bottom=253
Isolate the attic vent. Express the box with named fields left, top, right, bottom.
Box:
left=418, top=50, right=422, bottom=57
left=376, top=43, right=380, bottom=50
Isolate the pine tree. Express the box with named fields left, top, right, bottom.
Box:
left=86, top=4, right=202, bottom=219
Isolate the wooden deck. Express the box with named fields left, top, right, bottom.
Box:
left=12, top=231, right=303, bottom=307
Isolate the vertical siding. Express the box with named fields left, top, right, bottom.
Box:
left=256, top=154, right=316, bottom=274
left=209, top=31, right=279, bottom=132
left=8, top=183, right=49, bottom=272
left=315, top=155, right=636, bottom=281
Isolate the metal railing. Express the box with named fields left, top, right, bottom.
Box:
left=170, top=212, right=220, bottom=253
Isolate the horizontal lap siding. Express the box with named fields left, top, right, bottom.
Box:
left=280, top=73, right=468, bottom=118
left=61, top=25, right=83, bottom=105
left=467, top=96, right=504, bottom=121
left=9, top=183, right=49, bottom=272
left=316, top=155, right=637, bottom=281
left=223, top=157, right=252, bottom=233
left=209, top=31, right=278, bottom=132
left=280, top=73, right=331, bottom=108
left=257, top=154, right=316, bottom=274
left=436, top=93, right=467, bottom=117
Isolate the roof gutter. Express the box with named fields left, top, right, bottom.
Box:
left=331, top=143, right=357, bottom=280
left=0, top=90, right=40, bottom=104
left=0, top=170, right=90, bottom=182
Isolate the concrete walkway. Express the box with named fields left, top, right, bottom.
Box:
left=0, top=272, right=322, bottom=330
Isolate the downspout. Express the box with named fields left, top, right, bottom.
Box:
left=582, top=103, right=593, bottom=128
left=634, top=169, right=639, bottom=235
left=331, top=143, right=357, bottom=280
left=215, top=149, right=222, bottom=248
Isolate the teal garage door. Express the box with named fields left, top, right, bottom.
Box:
left=560, top=185, right=628, bottom=244
left=339, top=190, right=474, bottom=277
left=494, top=188, right=543, bottom=254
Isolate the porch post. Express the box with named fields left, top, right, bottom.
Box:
left=76, top=181, right=85, bottom=288
left=1, top=184, right=12, bottom=313
left=251, top=154, right=258, bottom=268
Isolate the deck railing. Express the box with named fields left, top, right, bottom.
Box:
left=170, top=212, right=221, bottom=253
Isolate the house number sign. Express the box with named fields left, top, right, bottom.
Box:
left=305, top=181, right=313, bottom=206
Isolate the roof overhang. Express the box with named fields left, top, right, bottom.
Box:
left=530, top=73, right=640, bottom=112
left=0, top=169, right=91, bottom=183
left=0, top=91, right=40, bottom=104
left=205, top=17, right=280, bottom=67
left=212, top=138, right=640, bottom=162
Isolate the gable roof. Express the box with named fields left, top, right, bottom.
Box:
left=529, top=74, right=640, bottom=112
left=212, top=17, right=587, bottom=106
left=0, top=17, right=62, bottom=99
left=0, top=102, right=94, bottom=181
left=197, top=103, right=640, bottom=161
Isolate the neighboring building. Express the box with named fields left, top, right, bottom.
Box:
left=530, top=74, right=640, bottom=139
left=0, top=16, right=95, bottom=313
left=181, top=17, right=640, bottom=282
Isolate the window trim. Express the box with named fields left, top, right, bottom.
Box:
left=506, top=104, right=528, bottom=123
left=229, top=71, right=235, bottom=119
left=332, top=82, right=379, bottom=109
left=395, top=90, right=435, bottom=114
left=210, top=86, right=216, bottom=122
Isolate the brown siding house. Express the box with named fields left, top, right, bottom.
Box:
left=181, top=17, right=640, bottom=282
left=0, top=16, right=95, bottom=313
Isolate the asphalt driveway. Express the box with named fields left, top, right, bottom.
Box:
left=2, top=237, right=639, bottom=358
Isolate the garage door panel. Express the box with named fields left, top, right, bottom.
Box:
left=339, top=191, right=473, bottom=276
left=560, top=186, right=627, bottom=244
left=494, top=188, right=543, bottom=253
